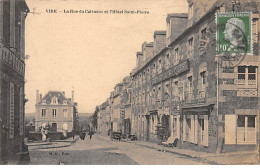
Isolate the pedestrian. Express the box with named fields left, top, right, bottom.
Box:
left=80, top=130, right=86, bottom=140
left=72, top=130, right=75, bottom=140
left=89, top=128, right=94, bottom=139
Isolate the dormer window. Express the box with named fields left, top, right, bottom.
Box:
left=174, top=47, right=179, bottom=63
left=51, top=96, right=58, bottom=104
left=188, top=3, right=194, bottom=20
left=188, top=37, right=194, bottom=58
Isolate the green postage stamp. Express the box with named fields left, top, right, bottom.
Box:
left=216, top=12, right=252, bottom=54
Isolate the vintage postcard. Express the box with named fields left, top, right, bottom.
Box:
left=0, top=0, right=259, bottom=166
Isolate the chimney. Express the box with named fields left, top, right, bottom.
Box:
left=186, top=0, right=216, bottom=28
left=153, top=31, right=166, bottom=55
left=36, top=90, right=40, bottom=103
left=166, top=13, right=188, bottom=45
left=40, top=94, right=42, bottom=100
left=142, top=42, right=153, bottom=61
left=62, top=91, right=65, bottom=95
left=136, top=52, right=143, bottom=68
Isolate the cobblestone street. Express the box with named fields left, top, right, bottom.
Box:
left=28, top=134, right=207, bottom=165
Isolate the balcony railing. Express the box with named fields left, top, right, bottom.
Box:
left=152, top=59, right=189, bottom=85
left=0, top=45, right=25, bottom=75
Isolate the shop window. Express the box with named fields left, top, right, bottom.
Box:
left=186, top=117, right=191, bottom=141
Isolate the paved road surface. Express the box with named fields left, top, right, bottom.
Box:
left=29, top=134, right=206, bottom=165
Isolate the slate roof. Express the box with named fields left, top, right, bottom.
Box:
left=37, top=91, right=72, bottom=105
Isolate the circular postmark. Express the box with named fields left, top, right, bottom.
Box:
left=216, top=12, right=252, bottom=69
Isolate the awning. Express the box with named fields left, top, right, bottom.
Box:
left=182, top=103, right=215, bottom=113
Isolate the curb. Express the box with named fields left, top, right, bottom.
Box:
left=30, top=137, right=80, bottom=150
left=127, top=141, right=219, bottom=165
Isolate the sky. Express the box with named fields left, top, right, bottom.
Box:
left=24, top=0, right=188, bottom=114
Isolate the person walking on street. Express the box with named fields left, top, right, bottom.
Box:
left=89, top=128, right=94, bottom=139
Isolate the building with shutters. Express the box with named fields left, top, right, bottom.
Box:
left=93, top=0, right=259, bottom=153
left=35, top=91, right=78, bottom=135
left=130, top=0, right=259, bottom=153
left=0, top=0, right=29, bottom=163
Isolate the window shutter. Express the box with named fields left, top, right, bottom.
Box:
left=191, top=115, right=194, bottom=143
left=177, top=115, right=180, bottom=139
left=183, top=115, right=186, bottom=141
left=195, top=115, right=198, bottom=144
left=170, top=115, right=174, bottom=137
left=204, top=115, right=209, bottom=147
left=225, top=114, right=236, bottom=144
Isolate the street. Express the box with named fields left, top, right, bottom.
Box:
left=28, top=134, right=207, bottom=165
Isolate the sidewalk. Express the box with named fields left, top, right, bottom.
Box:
left=128, top=140, right=259, bottom=165
left=27, top=135, right=79, bottom=150
left=99, top=134, right=259, bottom=165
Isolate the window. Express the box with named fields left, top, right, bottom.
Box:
left=147, top=68, right=150, bottom=80
left=41, top=109, right=46, bottom=117
left=179, top=81, right=184, bottom=101
left=188, top=37, right=194, bottom=57
left=165, top=54, right=170, bottom=69
left=63, top=109, right=68, bottom=118
left=237, top=115, right=256, bottom=144
left=252, top=17, right=258, bottom=43
left=237, top=66, right=257, bottom=87
left=158, top=59, right=162, bottom=73
left=152, top=87, right=156, bottom=104
left=52, top=109, right=57, bottom=117
left=51, top=96, right=58, bottom=104
left=188, top=3, right=193, bottom=19
left=142, top=92, right=145, bottom=103
left=201, top=28, right=207, bottom=38
left=200, top=71, right=206, bottom=90
left=172, top=81, right=179, bottom=101
left=152, top=63, right=156, bottom=77
left=158, top=86, right=162, bottom=102
left=174, top=48, right=179, bottom=63
left=188, top=76, right=193, bottom=94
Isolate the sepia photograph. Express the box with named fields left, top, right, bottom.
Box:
left=0, top=0, right=259, bottom=165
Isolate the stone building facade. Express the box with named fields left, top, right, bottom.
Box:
left=35, top=91, right=78, bottom=134
left=0, top=0, right=29, bottom=163
left=94, top=0, right=259, bottom=153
